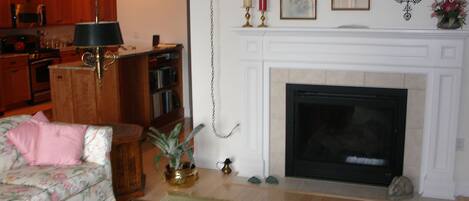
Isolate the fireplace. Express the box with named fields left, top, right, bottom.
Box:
left=285, top=84, right=408, bottom=186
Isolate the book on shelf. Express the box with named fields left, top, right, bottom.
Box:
left=149, top=67, right=177, bottom=93
left=152, top=90, right=180, bottom=119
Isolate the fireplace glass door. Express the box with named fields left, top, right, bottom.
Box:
left=285, top=84, right=407, bottom=186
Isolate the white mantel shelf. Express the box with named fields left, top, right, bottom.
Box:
left=233, top=27, right=469, bottom=38
left=227, top=26, right=469, bottom=200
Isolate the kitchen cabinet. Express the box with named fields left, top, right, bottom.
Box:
left=0, top=0, right=116, bottom=27
left=98, top=0, right=117, bottom=21
left=0, top=0, right=12, bottom=28
left=44, top=0, right=74, bottom=25
left=44, top=0, right=61, bottom=25
left=72, top=0, right=94, bottom=23
left=0, top=55, right=31, bottom=107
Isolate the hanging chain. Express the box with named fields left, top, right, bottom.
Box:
left=210, top=0, right=240, bottom=139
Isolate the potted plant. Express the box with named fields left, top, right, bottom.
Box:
left=432, top=0, right=467, bottom=29
left=147, top=123, right=205, bottom=187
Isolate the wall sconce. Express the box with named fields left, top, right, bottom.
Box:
left=73, top=0, right=124, bottom=81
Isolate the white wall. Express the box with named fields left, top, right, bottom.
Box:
left=117, top=0, right=191, bottom=117
left=190, top=0, right=469, bottom=196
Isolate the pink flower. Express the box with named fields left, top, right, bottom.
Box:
left=52, top=173, right=68, bottom=181
left=51, top=192, right=60, bottom=201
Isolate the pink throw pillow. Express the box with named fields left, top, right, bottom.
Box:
left=31, top=111, right=49, bottom=122
left=6, top=112, right=50, bottom=164
left=32, top=121, right=87, bottom=166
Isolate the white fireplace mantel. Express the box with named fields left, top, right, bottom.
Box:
left=234, top=27, right=469, bottom=199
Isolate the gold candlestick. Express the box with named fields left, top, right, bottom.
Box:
left=242, top=7, right=253, bottom=28
left=258, top=11, right=267, bottom=28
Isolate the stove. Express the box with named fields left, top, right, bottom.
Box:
left=0, top=35, right=60, bottom=104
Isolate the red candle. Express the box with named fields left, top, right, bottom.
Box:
left=259, top=0, right=267, bottom=11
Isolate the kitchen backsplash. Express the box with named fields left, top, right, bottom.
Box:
left=0, top=25, right=75, bottom=49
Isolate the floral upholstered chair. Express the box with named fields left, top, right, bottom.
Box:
left=0, top=115, right=116, bottom=201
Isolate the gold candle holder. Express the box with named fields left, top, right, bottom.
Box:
left=258, top=11, right=267, bottom=28
left=242, top=7, right=253, bottom=28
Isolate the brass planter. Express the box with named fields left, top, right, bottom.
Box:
left=164, top=162, right=198, bottom=187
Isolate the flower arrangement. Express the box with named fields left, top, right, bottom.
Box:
left=432, top=0, right=467, bottom=29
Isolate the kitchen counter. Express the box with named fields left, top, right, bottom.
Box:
left=117, top=44, right=181, bottom=59
left=0, top=53, right=28, bottom=59
left=49, top=44, right=184, bottom=128
left=50, top=44, right=182, bottom=69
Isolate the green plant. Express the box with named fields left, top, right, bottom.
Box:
left=147, top=123, right=205, bottom=170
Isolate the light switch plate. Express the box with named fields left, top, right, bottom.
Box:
left=456, top=138, right=465, bottom=152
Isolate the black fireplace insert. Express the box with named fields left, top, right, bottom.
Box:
left=285, top=84, right=407, bottom=186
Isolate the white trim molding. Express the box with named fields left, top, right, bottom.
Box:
left=235, top=27, right=469, bottom=200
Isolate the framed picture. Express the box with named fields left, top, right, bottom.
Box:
left=281, top=0, right=317, bottom=20
left=332, top=0, right=370, bottom=10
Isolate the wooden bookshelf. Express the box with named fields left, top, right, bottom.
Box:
left=148, top=45, right=185, bottom=128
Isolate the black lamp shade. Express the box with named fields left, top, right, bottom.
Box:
left=73, top=21, right=124, bottom=47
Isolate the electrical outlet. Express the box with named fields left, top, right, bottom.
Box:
left=456, top=138, right=465, bottom=152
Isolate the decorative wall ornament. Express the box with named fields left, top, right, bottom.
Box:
left=395, top=0, right=422, bottom=21
left=332, top=0, right=370, bottom=10
left=281, top=0, right=317, bottom=20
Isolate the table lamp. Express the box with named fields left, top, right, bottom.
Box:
left=73, top=0, right=123, bottom=81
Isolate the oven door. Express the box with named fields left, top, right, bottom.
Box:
left=29, top=58, right=58, bottom=103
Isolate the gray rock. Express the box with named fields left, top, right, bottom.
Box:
left=248, top=176, right=262, bottom=184
left=265, top=176, right=279, bottom=185
left=387, top=176, right=414, bottom=201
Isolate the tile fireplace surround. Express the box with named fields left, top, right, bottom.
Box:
left=235, top=28, right=469, bottom=200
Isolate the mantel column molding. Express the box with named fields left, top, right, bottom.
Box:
left=235, top=28, right=469, bottom=200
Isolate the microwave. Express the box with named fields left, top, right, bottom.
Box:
left=11, top=3, right=46, bottom=28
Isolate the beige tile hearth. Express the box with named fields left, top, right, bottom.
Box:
left=326, top=71, right=365, bottom=86
left=364, top=72, right=405, bottom=88
left=269, top=69, right=427, bottom=188
left=139, top=142, right=455, bottom=201
left=289, top=69, right=326, bottom=84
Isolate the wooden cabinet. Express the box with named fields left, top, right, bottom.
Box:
left=44, top=0, right=74, bottom=25
left=98, top=0, right=117, bottom=21
left=0, top=0, right=116, bottom=27
left=0, top=0, right=12, bottom=28
left=0, top=62, right=4, bottom=115
left=0, top=55, right=31, bottom=108
left=109, top=123, right=145, bottom=201
left=44, top=0, right=61, bottom=25
left=72, top=0, right=94, bottom=23
left=50, top=46, right=185, bottom=129
left=147, top=46, right=185, bottom=128
left=50, top=61, right=121, bottom=124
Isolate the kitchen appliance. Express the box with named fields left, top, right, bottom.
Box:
left=11, top=2, right=46, bottom=28
left=0, top=35, right=60, bottom=104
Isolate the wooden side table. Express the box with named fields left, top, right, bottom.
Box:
left=109, top=123, right=145, bottom=201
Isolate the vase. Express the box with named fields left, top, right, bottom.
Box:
left=164, top=162, right=199, bottom=187
left=437, top=21, right=462, bottom=30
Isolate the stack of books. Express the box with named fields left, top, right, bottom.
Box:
left=152, top=90, right=180, bottom=119
left=149, top=67, right=177, bottom=93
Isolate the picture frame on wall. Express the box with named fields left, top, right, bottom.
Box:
left=332, top=0, right=370, bottom=10
left=281, top=0, right=317, bottom=20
